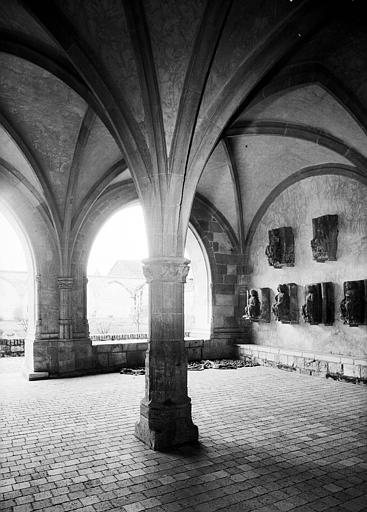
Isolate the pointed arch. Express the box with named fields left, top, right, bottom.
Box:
left=243, top=163, right=367, bottom=272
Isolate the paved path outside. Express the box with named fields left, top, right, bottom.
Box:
left=1, top=358, right=366, bottom=512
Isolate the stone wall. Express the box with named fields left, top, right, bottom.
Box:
left=25, top=338, right=231, bottom=379
left=248, top=173, right=367, bottom=358
left=92, top=338, right=233, bottom=372
left=191, top=195, right=243, bottom=355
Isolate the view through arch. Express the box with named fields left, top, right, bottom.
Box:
left=0, top=208, right=34, bottom=341
left=87, top=204, right=211, bottom=339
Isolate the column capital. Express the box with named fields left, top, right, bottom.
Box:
left=142, top=257, right=190, bottom=283
left=57, top=277, right=74, bottom=289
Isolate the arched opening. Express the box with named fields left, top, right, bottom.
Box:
left=87, top=203, right=211, bottom=339
left=185, top=225, right=212, bottom=339
left=0, top=206, right=35, bottom=345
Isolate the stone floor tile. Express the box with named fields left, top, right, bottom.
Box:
left=12, top=505, right=33, bottom=512
left=122, top=503, right=145, bottom=512
left=1, top=360, right=367, bottom=512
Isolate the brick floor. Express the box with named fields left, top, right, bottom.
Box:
left=1, top=358, right=366, bottom=512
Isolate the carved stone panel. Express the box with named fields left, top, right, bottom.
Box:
left=301, top=282, right=335, bottom=326
left=302, top=284, right=322, bottom=325
left=243, top=289, right=261, bottom=321
left=260, top=288, right=271, bottom=323
left=272, top=283, right=298, bottom=323
left=340, top=280, right=366, bottom=327
left=272, top=284, right=290, bottom=323
left=265, top=227, right=294, bottom=268
left=321, top=282, right=334, bottom=325
left=311, top=214, right=338, bottom=262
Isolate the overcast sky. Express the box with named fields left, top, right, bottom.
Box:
left=0, top=205, right=148, bottom=274
left=87, top=204, right=148, bottom=275
left=0, top=211, right=27, bottom=271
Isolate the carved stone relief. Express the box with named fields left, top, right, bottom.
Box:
left=272, top=283, right=298, bottom=324
left=272, top=284, right=290, bottom=322
left=301, top=284, right=322, bottom=325
left=242, top=289, right=261, bottom=321
left=265, top=227, right=294, bottom=268
left=340, top=280, right=366, bottom=327
left=311, top=214, right=338, bottom=262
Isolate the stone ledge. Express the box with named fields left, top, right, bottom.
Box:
left=91, top=338, right=233, bottom=372
left=235, top=344, right=367, bottom=381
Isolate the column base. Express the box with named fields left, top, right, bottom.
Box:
left=26, top=371, right=49, bottom=381
left=135, top=399, right=199, bottom=451
left=25, top=337, right=93, bottom=377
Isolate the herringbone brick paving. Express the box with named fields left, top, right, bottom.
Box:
left=1, top=358, right=366, bottom=512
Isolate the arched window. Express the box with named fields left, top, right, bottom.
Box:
left=0, top=208, right=34, bottom=341
left=87, top=204, right=211, bottom=338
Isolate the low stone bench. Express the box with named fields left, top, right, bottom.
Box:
left=235, top=343, right=367, bottom=381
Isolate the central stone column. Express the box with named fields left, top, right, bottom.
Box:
left=135, top=257, right=198, bottom=450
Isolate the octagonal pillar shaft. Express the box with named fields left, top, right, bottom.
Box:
left=135, top=257, right=198, bottom=450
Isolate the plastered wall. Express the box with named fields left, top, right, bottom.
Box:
left=249, top=174, right=367, bottom=357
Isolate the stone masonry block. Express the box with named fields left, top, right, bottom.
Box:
left=96, top=353, right=109, bottom=368
left=340, top=357, right=354, bottom=365
left=217, top=264, right=228, bottom=275
left=343, top=363, right=359, bottom=378
left=187, top=347, right=202, bottom=361
left=215, top=253, right=241, bottom=265
left=124, top=343, right=138, bottom=352
left=223, top=316, right=238, bottom=328
left=202, top=339, right=234, bottom=360
left=198, top=220, right=209, bottom=231
left=58, top=358, right=76, bottom=373
left=327, top=361, right=343, bottom=374
left=110, top=352, right=127, bottom=367
left=93, top=344, right=111, bottom=354
left=214, top=284, right=235, bottom=295
left=227, top=264, right=237, bottom=275
left=34, top=355, right=50, bottom=370
left=126, top=350, right=145, bottom=367
left=317, top=361, right=328, bottom=374
left=185, top=339, right=204, bottom=348
left=224, top=274, right=237, bottom=285
left=292, top=356, right=304, bottom=368
left=304, top=359, right=319, bottom=371
left=278, top=353, right=288, bottom=365
left=314, top=353, right=340, bottom=363
left=216, top=294, right=234, bottom=306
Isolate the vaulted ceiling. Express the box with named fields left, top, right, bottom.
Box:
left=0, top=0, right=366, bottom=258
